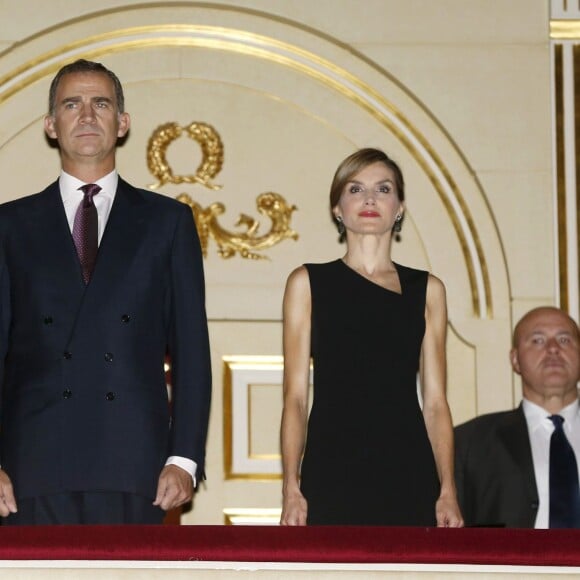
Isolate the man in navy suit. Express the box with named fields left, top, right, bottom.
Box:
left=0, top=59, right=212, bottom=524
left=455, top=307, right=580, bottom=528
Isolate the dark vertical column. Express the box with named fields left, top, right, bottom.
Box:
left=554, top=43, right=568, bottom=310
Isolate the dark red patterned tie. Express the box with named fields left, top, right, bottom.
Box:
left=72, top=183, right=101, bottom=284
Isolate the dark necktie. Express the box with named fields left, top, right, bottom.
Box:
left=549, top=414, right=580, bottom=528
left=72, top=183, right=101, bottom=284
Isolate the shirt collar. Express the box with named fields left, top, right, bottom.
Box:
left=523, top=397, right=580, bottom=432
left=59, top=170, right=118, bottom=202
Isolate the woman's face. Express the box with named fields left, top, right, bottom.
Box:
left=333, top=161, right=404, bottom=239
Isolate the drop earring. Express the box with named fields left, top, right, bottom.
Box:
left=394, top=213, right=403, bottom=242
left=335, top=215, right=345, bottom=236
left=394, top=214, right=402, bottom=233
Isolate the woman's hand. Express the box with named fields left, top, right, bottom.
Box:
left=280, top=490, right=308, bottom=525
left=435, top=493, right=464, bottom=527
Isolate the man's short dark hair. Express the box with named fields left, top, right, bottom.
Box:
left=48, top=59, right=125, bottom=115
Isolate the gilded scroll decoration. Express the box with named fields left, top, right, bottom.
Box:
left=146, top=121, right=298, bottom=259
left=177, top=193, right=298, bottom=260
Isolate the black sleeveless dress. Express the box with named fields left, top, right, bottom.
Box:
left=300, top=260, right=440, bottom=525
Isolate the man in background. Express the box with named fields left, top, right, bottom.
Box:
left=455, top=306, right=580, bottom=528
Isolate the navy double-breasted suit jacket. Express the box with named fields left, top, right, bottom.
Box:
left=454, top=405, right=539, bottom=528
left=0, top=178, right=211, bottom=500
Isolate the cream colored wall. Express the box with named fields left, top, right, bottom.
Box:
left=0, top=1, right=553, bottom=524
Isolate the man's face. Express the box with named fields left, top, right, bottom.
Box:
left=510, top=308, right=580, bottom=407
left=44, top=71, right=129, bottom=171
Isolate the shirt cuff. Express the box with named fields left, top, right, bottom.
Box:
left=165, top=456, right=197, bottom=487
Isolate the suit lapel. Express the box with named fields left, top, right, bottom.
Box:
left=31, top=181, right=86, bottom=293
left=497, top=405, right=539, bottom=502
left=91, top=178, right=148, bottom=288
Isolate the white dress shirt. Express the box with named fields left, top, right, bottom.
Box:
left=59, top=171, right=196, bottom=482
left=522, top=397, right=580, bottom=528
left=60, top=171, right=116, bottom=244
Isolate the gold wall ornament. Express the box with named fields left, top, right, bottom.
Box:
left=147, top=121, right=224, bottom=190
left=176, top=192, right=298, bottom=260
left=147, top=119, right=299, bottom=259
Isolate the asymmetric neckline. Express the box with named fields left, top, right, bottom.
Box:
left=337, top=258, right=403, bottom=296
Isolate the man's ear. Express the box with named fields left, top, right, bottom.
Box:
left=117, top=112, right=130, bottom=138
left=510, top=348, right=521, bottom=375
left=44, top=115, right=57, bottom=140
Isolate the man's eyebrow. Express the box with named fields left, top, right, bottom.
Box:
left=527, top=329, right=575, bottom=337
left=60, top=96, right=113, bottom=103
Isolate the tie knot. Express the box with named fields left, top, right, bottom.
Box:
left=550, top=414, right=565, bottom=429
left=79, top=183, right=101, bottom=201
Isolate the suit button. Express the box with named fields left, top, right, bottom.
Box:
left=63, top=351, right=72, bottom=360
left=531, top=501, right=539, bottom=510
left=121, top=314, right=131, bottom=323
left=104, top=352, right=114, bottom=362
left=63, top=389, right=72, bottom=399
left=105, top=392, right=115, bottom=401
left=44, top=316, right=53, bottom=325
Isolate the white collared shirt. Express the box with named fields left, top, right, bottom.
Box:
left=58, top=170, right=196, bottom=483
left=59, top=170, right=117, bottom=245
left=522, top=398, right=580, bottom=528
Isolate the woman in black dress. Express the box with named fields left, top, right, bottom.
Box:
left=280, top=148, right=463, bottom=526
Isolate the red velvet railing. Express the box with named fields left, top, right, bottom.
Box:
left=0, top=526, right=579, bottom=566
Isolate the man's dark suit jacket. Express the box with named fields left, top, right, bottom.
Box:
left=0, top=178, right=211, bottom=501
left=454, top=404, right=539, bottom=528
